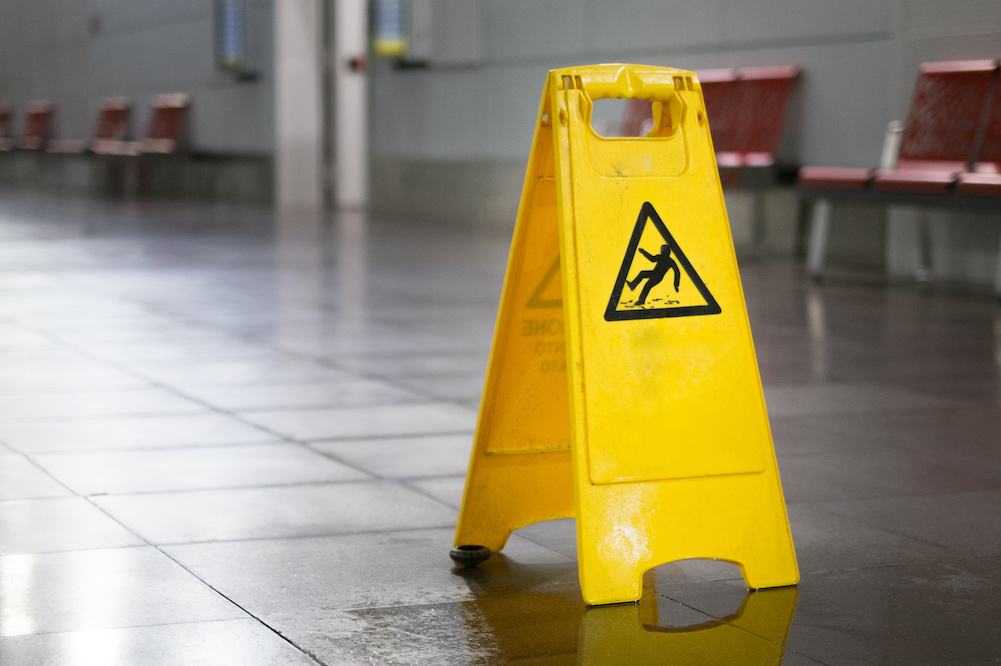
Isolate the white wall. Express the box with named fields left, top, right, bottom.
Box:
left=370, top=0, right=897, bottom=167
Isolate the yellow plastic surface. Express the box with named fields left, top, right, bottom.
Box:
left=454, top=64, right=798, bottom=605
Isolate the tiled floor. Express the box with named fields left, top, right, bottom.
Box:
left=0, top=190, right=1000, bottom=664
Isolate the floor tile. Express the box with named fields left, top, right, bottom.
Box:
left=512, top=518, right=579, bottom=560
left=769, top=415, right=882, bottom=456
left=0, top=326, right=56, bottom=349
left=785, top=503, right=957, bottom=574
left=243, top=403, right=477, bottom=441
left=0, top=454, right=71, bottom=500
left=89, top=340, right=276, bottom=364
left=0, top=497, right=144, bottom=555
left=34, top=443, right=370, bottom=495
left=798, top=446, right=1001, bottom=498
left=131, top=359, right=354, bottom=389
left=396, top=375, right=488, bottom=404
left=774, top=563, right=1001, bottom=664
left=165, top=528, right=573, bottom=613
left=819, top=490, right=1001, bottom=558
left=311, top=434, right=472, bottom=478
left=94, top=481, right=458, bottom=544
left=333, top=352, right=488, bottom=378
left=0, top=388, right=206, bottom=421
left=942, top=555, right=1001, bottom=586
left=406, top=476, right=466, bottom=509
left=0, top=619, right=318, bottom=666
left=0, top=362, right=149, bottom=392
left=763, top=382, right=954, bottom=418
left=800, top=405, right=1001, bottom=454
left=0, top=547, right=246, bottom=636
left=182, top=379, right=417, bottom=411
left=0, top=413, right=276, bottom=453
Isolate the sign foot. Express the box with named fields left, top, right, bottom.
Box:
left=450, top=545, right=492, bottom=567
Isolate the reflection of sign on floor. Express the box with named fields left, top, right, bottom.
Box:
left=605, top=202, right=721, bottom=321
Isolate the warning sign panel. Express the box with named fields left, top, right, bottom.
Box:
left=604, top=202, right=721, bottom=321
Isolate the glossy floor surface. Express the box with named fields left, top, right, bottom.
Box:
left=0, top=191, right=1000, bottom=664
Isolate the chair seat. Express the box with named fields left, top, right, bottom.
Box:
left=797, top=166, right=872, bottom=189
left=99, top=140, right=143, bottom=157
left=742, top=152, right=775, bottom=167
left=872, top=168, right=958, bottom=193
left=143, top=138, right=177, bottom=154
left=716, top=152, right=743, bottom=168
left=46, top=139, right=87, bottom=155
left=716, top=151, right=777, bottom=169
left=16, top=136, right=44, bottom=150
left=955, top=172, right=1001, bottom=196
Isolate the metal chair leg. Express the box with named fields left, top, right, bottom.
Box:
left=806, top=198, right=832, bottom=279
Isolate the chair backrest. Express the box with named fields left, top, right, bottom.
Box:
left=143, top=93, right=189, bottom=153
left=0, top=106, right=11, bottom=137
left=698, top=69, right=738, bottom=152
left=18, top=100, right=53, bottom=149
left=972, top=63, right=1001, bottom=172
left=619, top=69, right=739, bottom=142
left=93, top=97, right=131, bottom=142
left=619, top=99, right=652, bottom=137
left=728, top=66, right=799, bottom=158
left=896, top=60, right=996, bottom=170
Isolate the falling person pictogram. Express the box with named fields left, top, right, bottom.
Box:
left=627, top=244, right=680, bottom=306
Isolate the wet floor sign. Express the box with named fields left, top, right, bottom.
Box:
left=452, top=64, right=798, bottom=605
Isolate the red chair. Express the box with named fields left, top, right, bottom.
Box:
left=956, top=71, right=1001, bottom=196
left=47, top=97, right=132, bottom=155
left=0, top=106, right=12, bottom=150
left=698, top=69, right=738, bottom=155
left=105, top=94, right=189, bottom=156
left=619, top=98, right=652, bottom=138
left=873, top=60, right=996, bottom=193
left=718, top=66, right=799, bottom=170
left=0, top=101, right=53, bottom=151
left=800, top=60, right=997, bottom=191
left=801, top=60, right=1001, bottom=283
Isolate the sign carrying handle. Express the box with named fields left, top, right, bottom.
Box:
left=568, top=66, right=678, bottom=103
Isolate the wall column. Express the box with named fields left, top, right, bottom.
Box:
left=274, top=0, right=323, bottom=211
left=331, top=0, right=369, bottom=209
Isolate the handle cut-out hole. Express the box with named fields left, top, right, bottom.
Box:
left=590, top=98, right=637, bottom=137
left=590, top=98, right=680, bottom=139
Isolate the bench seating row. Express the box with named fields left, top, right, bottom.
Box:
left=0, top=94, right=189, bottom=157
left=798, top=59, right=1001, bottom=292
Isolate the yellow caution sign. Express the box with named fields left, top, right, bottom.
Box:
left=452, top=64, right=798, bottom=605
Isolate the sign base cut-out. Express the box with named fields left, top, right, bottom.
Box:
left=452, top=64, right=798, bottom=606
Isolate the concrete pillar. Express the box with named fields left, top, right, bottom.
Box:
left=332, top=0, right=368, bottom=209
left=274, top=0, right=323, bottom=211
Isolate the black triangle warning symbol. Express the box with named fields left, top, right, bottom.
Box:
left=527, top=256, right=562, bottom=309
left=605, top=202, right=721, bottom=321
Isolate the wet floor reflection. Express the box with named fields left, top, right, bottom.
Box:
left=450, top=556, right=799, bottom=663
left=805, top=285, right=828, bottom=381
left=993, top=309, right=1001, bottom=371
left=580, top=587, right=798, bottom=665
